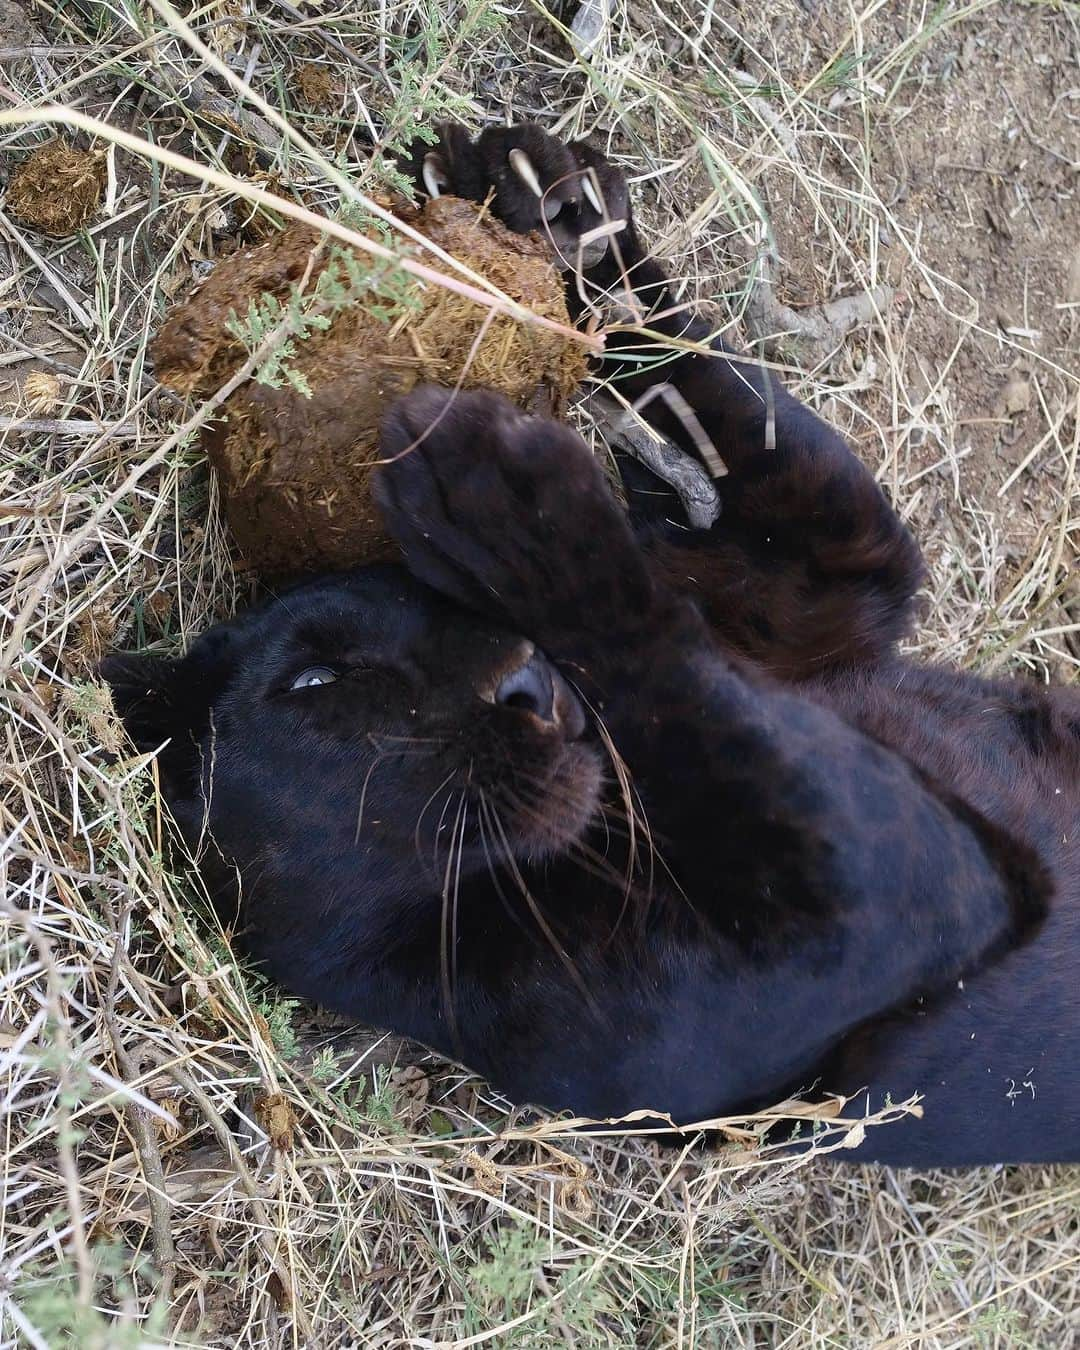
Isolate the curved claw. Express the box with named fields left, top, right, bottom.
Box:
left=422, top=153, right=448, bottom=199
left=508, top=147, right=544, bottom=199
left=581, top=172, right=602, bottom=215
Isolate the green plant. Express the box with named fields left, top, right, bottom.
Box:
left=13, top=1247, right=168, bottom=1349
left=458, top=1223, right=613, bottom=1347
left=224, top=225, right=420, bottom=396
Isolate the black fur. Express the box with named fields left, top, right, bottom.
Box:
left=105, top=125, right=1080, bottom=1166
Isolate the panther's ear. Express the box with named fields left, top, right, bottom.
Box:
left=100, top=625, right=242, bottom=795
left=99, top=651, right=189, bottom=755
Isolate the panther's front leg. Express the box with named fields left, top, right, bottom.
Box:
left=398, top=121, right=924, bottom=677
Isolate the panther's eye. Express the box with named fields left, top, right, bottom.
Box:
left=290, top=666, right=338, bottom=690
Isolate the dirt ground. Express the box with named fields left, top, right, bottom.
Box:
left=735, top=0, right=1079, bottom=670
left=2, top=0, right=1079, bottom=1346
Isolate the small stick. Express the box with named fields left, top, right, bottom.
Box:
left=0, top=417, right=139, bottom=436
left=744, top=244, right=894, bottom=361
left=630, top=381, right=728, bottom=480
left=583, top=390, right=721, bottom=530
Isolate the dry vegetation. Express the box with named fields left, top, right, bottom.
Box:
left=1, top=0, right=1078, bottom=1345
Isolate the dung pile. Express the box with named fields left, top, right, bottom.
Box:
left=7, top=140, right=105, bottom=235
left=152, top=197, right=586, bottom=577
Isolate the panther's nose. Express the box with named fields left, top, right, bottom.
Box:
left=496, top=653, right=555, bottom=722
left=494, top=649, right=586, bottom=738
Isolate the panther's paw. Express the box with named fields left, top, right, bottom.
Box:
left=398, top=121, right=633, bottom=274
left=373, top=385, right=654, bottom=659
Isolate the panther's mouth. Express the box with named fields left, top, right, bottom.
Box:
left=495, top=741, right=604, bottom=862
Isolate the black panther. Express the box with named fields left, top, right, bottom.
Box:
left=104, top=124, right=1080, bottom=1166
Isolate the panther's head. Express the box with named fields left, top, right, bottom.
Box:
left=101, top=566, right=603, bottom=936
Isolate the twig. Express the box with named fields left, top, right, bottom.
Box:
left=744, top=244, right=894, bottom=363
left=0, top=47, right=90, bottom=60
left=630, top=380, right=728, bottom=479
left=0, top=417, right=139, bottom=435
left=582, top=389, right=722, bottom=529
left=137, top=26, right=280, bottom=154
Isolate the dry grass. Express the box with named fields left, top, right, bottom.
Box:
left=2, top=1, right=1078, bottom=1346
